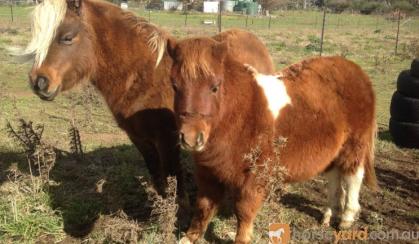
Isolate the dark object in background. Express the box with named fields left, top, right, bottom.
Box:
left=390, top=59, right=419, bottom=148
left=390, top=91, right=419, bottom=123
left=397, top=70, right=419, bottom=98
left=389, top=119, right=419, bottom=148
left=411, top=58, right=419, bottom=77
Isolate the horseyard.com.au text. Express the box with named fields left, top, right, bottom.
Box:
left=268, top=223, right=419, bottom=243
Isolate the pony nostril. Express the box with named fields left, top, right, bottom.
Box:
left=197, top=132, right=204, bottom=146
left=36, top=76, right=49, bottom=91
left=179, top=132, right=186, bottom=144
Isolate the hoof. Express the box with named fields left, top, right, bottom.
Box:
left=321, top=221, right=330, bottom=228
left=339, top=220, right=354, bottom=230
left=179, top=237, right=193, bottom=244
left=321, top=210, right=332, bottom=227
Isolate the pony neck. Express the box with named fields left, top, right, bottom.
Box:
left=223, top=58, right=274, bottom=129
left=84, top=0, right=169, bottom=114
left=198, top=58, right=275, bottom=162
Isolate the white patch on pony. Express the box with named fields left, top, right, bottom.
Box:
left=254, top=73, right=291, bottom=119
left=24, top=0, right=67, bottom=67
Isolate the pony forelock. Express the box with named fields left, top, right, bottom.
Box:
left=24, top=0, right=67, bottom=67
left=177, top=39, right=214, bottom=80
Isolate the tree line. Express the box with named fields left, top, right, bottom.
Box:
left=259, top=0, right=418, bottom=14
left=77, top=0, right=419, bottom=14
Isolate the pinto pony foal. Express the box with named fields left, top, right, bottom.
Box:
left=168, top=38, right=377, bottom=243
left=23, top=0, right=273, bottom=201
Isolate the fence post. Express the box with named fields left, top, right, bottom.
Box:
left=10, top=0, right=14, bottom=23
left=245, top=14, right=248, bottom=28
left=218, top=0, right=222, bottom=33
left=148, top=9, right=151, bottom=22
left=319, top=7, right=326, bottom=56
left=395, top=9, right=401, bottom=55
left=268, top=15, right=271, bottom=29
left=184, top=11, right=188, bottom=26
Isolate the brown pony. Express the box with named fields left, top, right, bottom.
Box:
left=168, top=37, right=377, bottom=243
left=24, top=1, right=274, bottom=203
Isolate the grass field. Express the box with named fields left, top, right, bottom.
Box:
left=0, top=5, right=418, bottom=243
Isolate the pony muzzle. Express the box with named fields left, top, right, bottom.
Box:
left=30, top=75, right=60, bottom=101
left=179, top=122, right=210, bottom=152
left=180, top=131, right=206, bottom=152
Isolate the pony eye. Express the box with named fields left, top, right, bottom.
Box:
left=211, top=84, right=220, bottom=93
left=172, top=82, right=178, bottom=92
left=60, top=34, right=74, bottom=45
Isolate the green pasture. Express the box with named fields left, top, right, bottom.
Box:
left=0, top=6, right=418, bottom=243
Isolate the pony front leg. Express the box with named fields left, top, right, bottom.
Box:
left=155, top=129, right=189, bottom=209
left=131, top=138, right=167, bottom=195
left=234, top=186, right=264, bottom=244
left=182, top=171, right=225, bottom=243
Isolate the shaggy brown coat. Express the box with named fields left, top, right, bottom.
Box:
left=27, top=0, right=274, bottom=202
left=169, top=37, right=377, bottom=244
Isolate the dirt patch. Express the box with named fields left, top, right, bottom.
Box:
left=273, top=148, right=418, bottom=244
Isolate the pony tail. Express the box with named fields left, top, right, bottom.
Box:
left=364, top=122, right=379, bottom=191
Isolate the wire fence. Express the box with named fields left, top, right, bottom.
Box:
left=1, top=4, right=418, bottom=56
left=137, top=10, right=418, bottom=32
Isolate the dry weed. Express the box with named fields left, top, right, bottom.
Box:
left=245, top=137, right=288, bottom=203
left=103, top=210, right=142, bottom=243
left=65, top=84, right=102, bottom=128
left=139, top=176, right=179, bottom=243
left=6, top=119, right=56, bottom=182
left=68, top=121, right=84, bottom=160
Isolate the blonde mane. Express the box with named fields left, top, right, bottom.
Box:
left=148, top=30, right=166, bottom=67
left=24, top=0, right=67, bottom=67
left=122, top=11, right=168, bottom=67
left=23, top=0, right=166, bottom=68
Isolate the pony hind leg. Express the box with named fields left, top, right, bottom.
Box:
left=331, top=135, right=371, bottom=229
left=339, top=165, right=364, bottom=229
left=322, top=165, right=346, bottom=227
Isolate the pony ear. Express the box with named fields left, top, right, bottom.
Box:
left=66, top=0, right=82, bottom=14
left=167, top=37, right=177, bottom=61
left=212, top=41, right=228, bottom=62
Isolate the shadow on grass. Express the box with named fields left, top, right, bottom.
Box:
left=3, top=141, right=417, bottom=238
left=376, top=167, right=419, bottom=196
left=378, top=129, right=393, bottom=143
left=49, top=144, right=156, bottom=237
left=204, top=222, right=234, bottom=244
left=363, top=163, right=419, bottom=227
left=280, top=192, right=323, bottom=223
left=0, top=145, right=158, bottom=237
